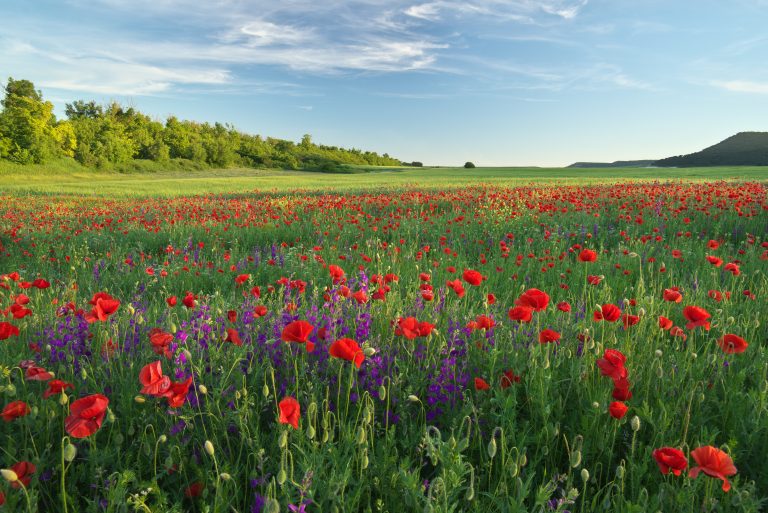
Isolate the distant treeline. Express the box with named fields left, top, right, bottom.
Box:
left=654, top=132, right=768, bottom=167
left=0, top=78, right=404, bottom=171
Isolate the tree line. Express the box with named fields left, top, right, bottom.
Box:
left=0, top=78, right=404, bottom=171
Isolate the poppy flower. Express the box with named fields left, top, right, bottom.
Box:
left=446, top=279, right=466, bottom=298
left=227, top=310, right=237, bottom=323
left=669, top=326, right=687, bottom=340
left=43, top=379, right=74, bottom=399
left=577, top=249, right=597, bottom=262
left=24, top=365, right=53, bottom=381
left=472, top=315, right=495, bottom=330
left=395, top=317, right=433, bottom=339
left=594, top=304, right=621, bottom=322
left=556, top=301, right=571, bottom=312
left=328, top=265, right=345, bottom=284
left=683, top=306, right=711, bottom=331
left=234, top=274, right=250, bottom=285
left=278, top=396, right=300, bottom=429
left=500, top=369, right=521, bottom=388
left=717, top=334, right=748, bottom=354
left=587, top=275, right=603, bottom=285
left=2, top=401, right=30, bottom=422
left=182, top=292, right=196, bottom=309
left=253, top=305, right=268, bottom=317
left=608, top=401, right=628, bottom=419
left=515, top=288, right=550, bottom=311
left=149, top=328, right=174, bottom=358
left=352, top=289, right=368, bottom=304
left=0, top=322, right=20, bottom=340
left=658, top=316, right=673, bottom=330
left=9, top=461, right=35, bottom=489
left=166, top=295, right=177, bottom=307
left=705, top=255, right=723, bottom=267
left=31, top=278, right=50, bottom=289
left=612, top=377, right=632, bottom=400
left=487, top=293, right=497, bottom=305
left=462, top=269, right=484, bottom=286
left=663, top=288, right=683, bottom=303
left=688, top=446, right=737, bottom=492
left=474, top=377, right=490, bottom=391
left=621, top=314, right=640, bottom=329
left=596, top=349, right=627, bottom=381
left=164, top=377, right=193, bottom=408
left=329, top=338, right=365, bottom=368
left=508, top=306, right=533, bottom=323
left=85, top=293, right=120, bottom=323
left=139, top=361, right=171, bottom=396
left=65, top=394, right=109, bottom=438
left=653, top=447, right=688, bottom=476
left=225, top=328, right=242, bottom=346
left=282, top=320, right=315, bottom=352
left=723, top=262, right=740, bottom=276
left=184, top=481, right=204, bottom=498
left=539, top=329, right=561, bottom=344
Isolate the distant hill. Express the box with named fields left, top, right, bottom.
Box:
left=568, top=160, right=656, bottom=168
left=654, top=132, right=768, bottom=167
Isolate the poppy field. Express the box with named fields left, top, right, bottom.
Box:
left=0, top=178, right=766, bottom=512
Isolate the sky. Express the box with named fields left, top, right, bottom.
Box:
left=1, top=0, right=767, bottom=166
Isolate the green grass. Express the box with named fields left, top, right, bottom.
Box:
left=0, top=160, right=766, bottom=196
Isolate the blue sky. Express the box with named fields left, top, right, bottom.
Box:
left=1, top=0, right=767, bottom=166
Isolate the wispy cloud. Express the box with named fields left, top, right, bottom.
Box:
left=712, top=80, right=768, bottom=94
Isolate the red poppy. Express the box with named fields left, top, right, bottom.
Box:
left=164, top=377, right=193, bottom=408
left=594, top=303, right=621, bottom=322
left=683, top=306, right=711, bottom=331
left=487, top=293, right=496, bottom=305
left=653, top=447, right=688, bottom=476
left=352, top=289, right=369, bottom=304
left=253, top=305, right=268, bottom=317
left=395, top=317, right=422, bottom=339
left=328, top=265, right=345, bottom=284
left=587, top=275, right=603, bottom=285
left=663, top=288, right=683, bottom=303
left=577, top=249, right=597, bottom=262
left=446, top=279, right=466, bottom=298
left=689, top=446, right=737, bottom=492
left=182, top=292, right=196, bottom=309
left=139, top=361, right=171, bottom=396
left=0, top=490, right=4, bottom=505
left=724, top=262, right=740, bottom=276
left=500, top=369, right=521, bottom=388
left=515, top=288, right=550, bottom=311
left=556, top=301, right=571, bottom=312
left=596, top=349, right=627, bottom=381
left=166, top=295, right=178, bottom=307
left=225, top=328, right=242, bottom=346
left=669, top=326, right=687, bottom=340
left=462, top=269, right=484, bottom=286
left=0, top=322, right=20, bottom=340
left=184, top=481, right=204, bottom=498
left=621, top=313, right=640, bottom=329
left=705, top=255, right=723, bottom=267
left=281, top=320, right=315, bottom=352
left=658, top=316, right=673, bottom=330
left=474, top=377, right=490, bottom=391
left=234, top=274, right=250, bottom=285
left=25, top=365, right=53, bottom=381
left=31, top=278, right=50, bottom=289
left=65, top=394, right=109, bottom=438
left=608, top=401, right=628, bottom=419
left=612, top=377, right=632, bottom=400
left=227, top=310, right=237, bottom=323
left=538, top=329, right=561, bottom=344
left=2, top=401, right=30, bottom=422
left=9, top=461, right=35, bottom=489
left=278, top=396, right=300, bottom=429
left=717, top=334, right=748, bottom=354
left=508, top=306, right=533, bottom=323
left=85, top=293, right=120, bottom=323
left=329, top=338, right=365, bottom=368
left=43, top=379, right=74, bottom=399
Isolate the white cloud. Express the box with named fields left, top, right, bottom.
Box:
left=713, top=80, right=768, bottom=94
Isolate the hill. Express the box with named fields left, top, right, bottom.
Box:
left=568, top=160, right=656, bottom=168
left=655, top=132, right=768, bottom=167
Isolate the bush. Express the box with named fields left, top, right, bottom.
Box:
left=464, top=161, right=475, bottom=168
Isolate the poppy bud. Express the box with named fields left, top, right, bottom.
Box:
left=263, top=384, right=270, bottom=398
left=592, top=402, right=600, bottom=409
left=656, top=366, right=663, bottom=378
left=487, top=438, right=497, bottom=459
left=183, top=349, right=192, bottom=361
left=114, top=433, right=124, bottom=445
left=220, top=472, right=231, bottom=481
left=628, top=252, right=638, bottom=258
left=199, top=385, right=208, bottom=395
left=158, top=435, right=167, bottom=444
left=265, top=498, right=281, bottom=513
left=60, top=393, right=69, bottom=405
left=171, top=323, right=178, bottom=334
left=655, top=350, right=663, bottom=357
left=363, top=347, right=377, bottom=357
left=276, top=468, right=287, bottom=485
left=356, top=426, right=366, bottom=445
left=361, top=448, right=369, bottom=469
left=691, top=353, right=697, bottom=360
left=80, top=369, right=87, bottom=380
left=631, top=416, right=641, bottom=432
left=107, top=409, right=116, bottom=423
left=127, top=305, right=136, bottom=315
left=64, top=442, right=77, bottom=462
left=638, top=308, right=646, bottom=317
left=134, top=395, right=146, bottom=404
left=378, top=385, right=386, bottom=401
left=727, top=316, right=735, bottom=325
left=204, top=440, right=214, bottom=456
left=408, top=394, right=420, bottom=403
left=580, top=468, right=590, bottom=483
left=616, top=465, right=625, bottom=479
left=235, top=391, right=241, bottom=401
left=307, top=426, right=316, bottom=439
left=0, top=469, right=18, bottom=483
left=278, top=431, right=288, bottom=448
left=570, top=450, right=582, bottom=468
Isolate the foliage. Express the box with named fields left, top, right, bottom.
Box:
left=655, top=132, right=768, bottom=167
left=464, top=161, right=475, bottom=168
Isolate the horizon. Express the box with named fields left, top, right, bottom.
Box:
left=2, top=0, right=767, bottom=167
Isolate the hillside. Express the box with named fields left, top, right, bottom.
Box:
left=655, top=132, right=768, bottom=167
left=568, top=160, right=656, bottom=168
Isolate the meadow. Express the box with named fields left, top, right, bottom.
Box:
left=0, top=167, right=766, bottom=512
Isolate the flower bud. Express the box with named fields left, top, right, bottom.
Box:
left=356, top=426, right=367, bottom=445
left=64, top=443, right=77, bottom=462
left=592, top=401, right=600, bottom=409
left=158, top=435, right=167, bottom=444
left=199, top=384, right=208, bottom=395
left=363, top=347, right=377, bottom=357
left=278, top=431, right=288, bottom=449
left=171, top=322, right=178, bottom=334
left=616, top=465, right=625, bottom=479
left=378, top=385, right=386, bottom=401
left=276, top=468, right=287, bottom=485
left=59, top=392, right=69, bottom=405
left=0, top=469, right=18, bottom=483
left=487, top=438, right=497, bottom=459
left=630, top=416, right=641, bottom=432
left=134, top=395, right=146, bottom=404
left=654, top=349, right=662, bottom=358
left=580, top=468, right=590, bottom=483
left=266, top=498, right=281, bottom=513
left=408, top=394, right=420, bottom=403
left=220, top=472, right=231, bottom=481
left=204, top=440, right=215, bottom=456
left=182, top=349, right=192, bottom=361
left=263, top=383, right=270, bottom=398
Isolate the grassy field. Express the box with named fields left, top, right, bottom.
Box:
left=0, top=161, right=766, bottom=196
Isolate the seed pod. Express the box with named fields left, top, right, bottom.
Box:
left=276, top=468, right=287, bottom=485
left=487, top=438, right=497, bottom=459
left=204, top=440, right=215, bottom=456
